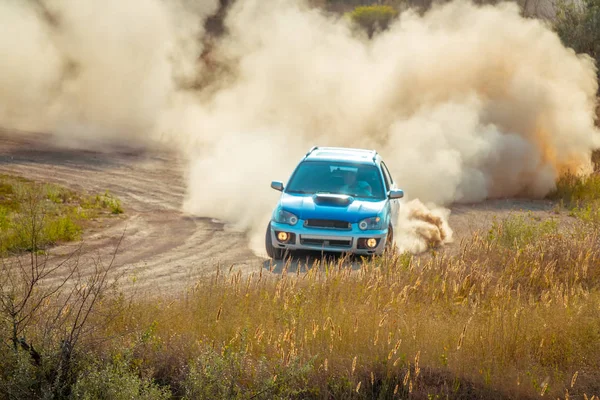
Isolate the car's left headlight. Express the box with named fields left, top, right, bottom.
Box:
left=358, top=216, right=384, bottom=231
left=272, top=208, right=299, bottom=226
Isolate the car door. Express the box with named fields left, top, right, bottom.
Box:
left=380, top=161, right=400, bottom=226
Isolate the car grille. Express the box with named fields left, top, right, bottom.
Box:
left=304, top=219, right=351, bottom=230
left=300, top=237, right=352, bottom=248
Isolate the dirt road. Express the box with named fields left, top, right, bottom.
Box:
left=0, top=131, right=265, bottom=294
left=0, top=130, right=564, bottom=294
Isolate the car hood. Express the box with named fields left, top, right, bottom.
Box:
left=279, top=192, right=386, bottom=223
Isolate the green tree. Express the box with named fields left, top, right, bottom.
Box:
left=554, top=0, right=600, bottom=88
left=348, top=5, right=399, bottom=37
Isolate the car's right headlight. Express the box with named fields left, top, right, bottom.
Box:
left=272, top=208, right=299, bottom=226
left=358, top=216, right=384, bottom=231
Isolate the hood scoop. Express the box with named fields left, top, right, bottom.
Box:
left=313, top=193, right=353, bottom=207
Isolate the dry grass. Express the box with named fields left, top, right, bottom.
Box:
left=3, top=169, right=600, bottom=399
left=71, top=168, right=599, bottom=399
left=72, top=214, right=600, bottom=399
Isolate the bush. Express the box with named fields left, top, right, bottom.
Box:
left=71, top=359, right=171, bottom=400
left=486, top=213, right=558, bottom=248
left=96, top=191, right=124, bottom=215
left=180, top=347, right=315, bottom=399
left=568, top=200, right=600, bottom=226
left=547, top=171, right=600, bottom=210
left=44, top=213, right=83, bottom=243
left=0, top=175, right=124, bottom=254
left=347, top=5, right=399, bottom=37
left=0, top=347, right=41, bottom=399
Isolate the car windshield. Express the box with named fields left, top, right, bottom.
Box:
left=285, top=161, right=385, bottom=200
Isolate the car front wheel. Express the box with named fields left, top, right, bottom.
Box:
left=385, top=225, right=395, bottom=253
left=265, top=222, right=284, bottom=260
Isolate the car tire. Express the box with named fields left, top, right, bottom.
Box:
left=265, top=222, right=284, bottom=260
left=385, top=225, right=395, bottom=253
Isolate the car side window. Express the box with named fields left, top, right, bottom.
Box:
left=380, top=161, right=392, bottom=191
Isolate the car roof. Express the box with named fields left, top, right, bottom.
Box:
left=303, top=146, right=379, bottom=165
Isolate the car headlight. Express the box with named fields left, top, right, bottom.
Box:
left=358, top=216, right=384, bottom=230
left=272, top=208, right=299, bottom=225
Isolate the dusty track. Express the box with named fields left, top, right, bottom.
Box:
left=0, top=131, right=264, bottom=294
left=0, top=130, right=565, bottom=293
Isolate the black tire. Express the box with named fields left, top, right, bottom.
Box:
left=385, top=225, right=394, bottom=254
left=265, top=222, right=284, bottom=260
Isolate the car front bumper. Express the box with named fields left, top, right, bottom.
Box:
left=269, top=220, right=389, bottom=255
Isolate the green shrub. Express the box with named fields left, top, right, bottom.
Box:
left=0, top=181, right=13, bottom=196
left=0, top=347, right=41, bottom=400
left=45, top=184, right=77, bottom=204
left=547, top=171, right=600, bottom=205
left=0, top=175, right=124, bottom=254
left=568, top=200, right=600, bottom=226
left=0, top=177, right=21, bottom=211
left=486, top=213, right=558, bottom=248
left=181, top=349, right=245, bottom=399
left=347, top=5, right=399, bottom=36
left=44, top=213, right=83, bottom=244
left=97, top=191, right=124, bottom=214
left=0, top=206, right=9, bottom=232
left=71, top=359, right=171, bottom=400
left=180, top=347, right=315, bottom=399
left=547, top=171, right=600, bottom=228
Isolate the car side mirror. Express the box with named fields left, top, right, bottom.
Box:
left=388, top=189, right=404, bottom=199
left=271, top=181, right=284, bottom=191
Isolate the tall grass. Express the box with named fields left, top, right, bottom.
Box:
left=4, top=169, right=600, bottom=398
left=53, top=215, right=597, bottom=399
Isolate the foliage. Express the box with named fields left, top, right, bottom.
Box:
left=180, top=347, right=315, bottom=399
left=347, top=5, right=399, bottom=36
left=549, top=171, right=600, bottom=205
left=0, top=174, right=123, bottom=254
left=554, top=0, right=600, bottom=87
left=547, top=171, right=600, bottom=227
left=568, top=199, right=600, bottom=226
left=95, top=191, right=124, bottom=215
left=486, top=213, right=558, bottom=248
left=0, top=174, right=127, bottom=399
left=71, top=359, right=171, bottom=400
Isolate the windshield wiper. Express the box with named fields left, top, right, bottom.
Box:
left=287, top=190, right=311, bottom=194
left=348, top=193, right=376, bottom=198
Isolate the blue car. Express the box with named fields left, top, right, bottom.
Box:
left=266, top=146, right=404, bottom=259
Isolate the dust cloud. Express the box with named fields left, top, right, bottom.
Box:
left=0, top=0, right=218, bottom=148
left=1, top=0, right=599, bottom=255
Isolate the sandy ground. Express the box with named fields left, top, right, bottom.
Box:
left=0, top=130, right=567, bottom=294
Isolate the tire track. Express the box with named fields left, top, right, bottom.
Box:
left=0, top=131, right=265, bottom=294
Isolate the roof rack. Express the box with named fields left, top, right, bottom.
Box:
left=305, top=146, right=318, bottom=157
left=304, top=146, right=379, bottom=162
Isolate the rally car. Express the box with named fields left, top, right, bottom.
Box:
left=266, top=146, right=404, bottom=259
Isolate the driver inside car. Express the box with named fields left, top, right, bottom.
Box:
left=339, top=169, right=372, bottom=197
